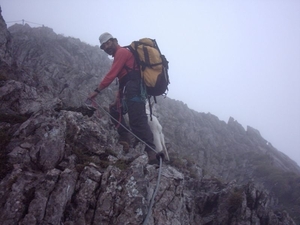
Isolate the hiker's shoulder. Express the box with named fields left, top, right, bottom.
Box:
left=115, top=46, right=132, bottom=57
left=115, top=47, right=132, bottom=59
left=117, top=45, right=131, bottom=53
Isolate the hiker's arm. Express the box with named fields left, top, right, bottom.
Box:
left=88, top=50, right=128, bottom=99
left=97, top=49, right=129, bottom=90
left=88, top=87, right=102, bottom=99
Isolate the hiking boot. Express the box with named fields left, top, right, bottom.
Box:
left=145, top=148, right=159, bottom=165
left=156, top=152, right=165, bottom=161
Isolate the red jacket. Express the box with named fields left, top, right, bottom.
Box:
left=98, top=46, right=138, bottom=90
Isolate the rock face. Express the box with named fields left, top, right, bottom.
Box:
left=0, top=8, right=299, bottom=225
left=0, top=7, right=11, bottom=66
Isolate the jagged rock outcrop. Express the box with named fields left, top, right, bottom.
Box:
left=0, top=8, right=299, bottom=225
left=7, top=21, right=113, bottom=108
left=0, top=7, right=11, bottom=66
left=0, top=86, right=297, bottom=224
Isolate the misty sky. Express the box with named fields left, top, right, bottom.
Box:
left=1, top=0, right=300, bottom=165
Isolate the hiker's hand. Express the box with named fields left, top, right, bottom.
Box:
left=88, top=87, right=101, bottom=100
left=88, top=91, right=98, bottom=100
left=84, top=98, right=97, bottom=111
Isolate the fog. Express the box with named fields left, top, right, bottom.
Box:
left=1, top=0, right=300, bottom=165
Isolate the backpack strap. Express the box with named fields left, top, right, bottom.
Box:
left=147, top=96, right=153, bottom=121
left=126, top=44, right=141, bottom=68
left=118, top=47, right=141, bottom=92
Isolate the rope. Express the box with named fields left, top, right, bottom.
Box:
left=142, top=157, right=163, bottom=225
left=6, top=20, right=23, bottom=23
left=6, top=19, right=44, bottom=26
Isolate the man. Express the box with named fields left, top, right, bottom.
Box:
left=88, top=32, right=161, bottom=165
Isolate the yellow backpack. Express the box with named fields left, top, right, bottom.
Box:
left=126, top=38, right=170, bottom=97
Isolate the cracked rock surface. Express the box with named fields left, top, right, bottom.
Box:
left=0, top=8, right=298, bottom=225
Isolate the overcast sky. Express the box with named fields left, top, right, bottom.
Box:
left=1, top=0, right=300, bottom=166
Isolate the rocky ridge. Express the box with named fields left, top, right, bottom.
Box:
left=0, top=8, right=299, bottom=225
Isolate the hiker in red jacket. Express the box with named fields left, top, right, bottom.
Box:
left=88, top=32, right=161, bottom=165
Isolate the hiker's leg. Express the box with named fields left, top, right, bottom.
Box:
left=127, top=101, right=156, bottom=151
left=109, top=103, right=129, bottom=136
left=124, top=79, right=159, bottom=163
